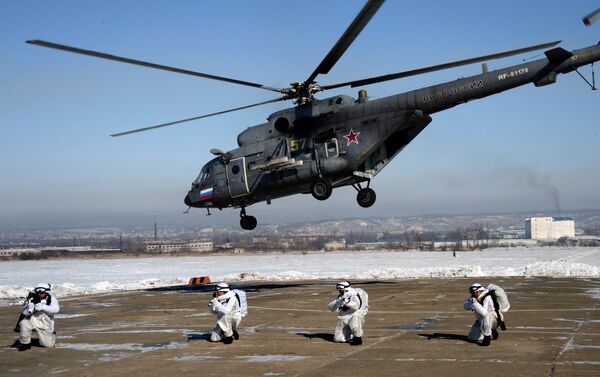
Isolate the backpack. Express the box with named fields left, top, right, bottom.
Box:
left=233, top=289, right=248, bottom=317
left=486, top=283, right=510, bottom=312
left=354, top=288, right=369, bottom=314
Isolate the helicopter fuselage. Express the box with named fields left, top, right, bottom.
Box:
left=184, top=43, right=600, bottom=217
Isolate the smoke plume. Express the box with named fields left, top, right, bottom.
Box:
left=518, top=169, right=561, bottom=213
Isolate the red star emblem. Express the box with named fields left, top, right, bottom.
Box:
left=343, top=129, right=360, bottom=146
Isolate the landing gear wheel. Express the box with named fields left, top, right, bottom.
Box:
left=357, top=188, right=376, bottom=208
left=311, top=179, right=332, bottom=201
left=240, top=215, right=257, bottom=230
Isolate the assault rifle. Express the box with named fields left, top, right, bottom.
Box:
left=13, top=291, right=36, bottom=332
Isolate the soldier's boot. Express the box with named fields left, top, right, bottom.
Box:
left=18, top=343, right=31, bottom=352
left=480, top=336, right=491, bottom=346
left=350, top=337, right=362, bottom=346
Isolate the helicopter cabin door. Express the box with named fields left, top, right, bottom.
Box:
left=226, top=157, right=250, bottom=198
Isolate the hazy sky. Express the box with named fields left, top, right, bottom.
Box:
left=2, top=1, right=599, bottom=230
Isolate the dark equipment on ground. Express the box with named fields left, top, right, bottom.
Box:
left=26, top=1, right=600, bottom=229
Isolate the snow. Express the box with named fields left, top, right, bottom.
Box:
left=0, top=247, right=598, bottom=304
left=236, top=355, right=310, bottom=362
left=56, top=341, right=188, bottom=352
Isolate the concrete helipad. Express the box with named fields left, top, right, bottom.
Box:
left=1, top=278, right=599, bottom=376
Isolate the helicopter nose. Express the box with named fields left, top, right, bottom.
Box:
left=184, top=194, right=193, bottom=207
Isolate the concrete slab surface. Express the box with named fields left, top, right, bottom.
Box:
left=1, top=278, right=598, bottom=376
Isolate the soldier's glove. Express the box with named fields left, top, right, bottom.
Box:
left=34, top=303, right=45, bottom=312
left=24, top=303, right=35, bottom=315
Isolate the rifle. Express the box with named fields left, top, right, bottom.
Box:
left=13, top=292, right=35, bottom=332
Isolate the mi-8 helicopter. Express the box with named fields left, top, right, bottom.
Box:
left=28, top=0, right=600, bottom=230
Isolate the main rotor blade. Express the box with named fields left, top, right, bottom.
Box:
left=304, top=0, right=384, bottom=85
left=321, top=40, right=561, bottom=90
left=110, top=97, right=288, bottom=137
left=26, top=39, right=286, bottom=94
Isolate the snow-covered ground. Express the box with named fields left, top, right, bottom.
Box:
left=0, top=247, right=598, bottom=304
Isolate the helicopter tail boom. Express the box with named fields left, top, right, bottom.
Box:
left=405, top=43, right=600, bottom=115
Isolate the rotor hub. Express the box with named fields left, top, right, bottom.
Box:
left=288, top=81, right=322, bottom=104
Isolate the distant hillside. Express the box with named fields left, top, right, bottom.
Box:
left=272, top=209, right=600, bottom=234
left=2, top=209, right=599, bottom=243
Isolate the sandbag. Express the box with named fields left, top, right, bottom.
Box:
left=487, top=283, right=510, bottom=312
left=233, top=289, right=248, bottom=317
left=354, top=287, right=369, bottom=314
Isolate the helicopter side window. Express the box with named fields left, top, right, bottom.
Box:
left=326, top=138, right=339, bottom=157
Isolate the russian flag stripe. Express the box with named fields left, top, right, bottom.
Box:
left=199, top=187, right=213, bottom=200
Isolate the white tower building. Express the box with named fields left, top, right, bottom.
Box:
left=525, top=216, right=575, bottom=240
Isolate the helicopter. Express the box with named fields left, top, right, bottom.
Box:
left=27, top=0, right=600, bottom=230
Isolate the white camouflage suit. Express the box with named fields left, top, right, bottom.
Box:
left=463, top=289, right=498, bottom=341
left=328, top=287, right=367, bottom=342
left=209, top=290, right=242, bottom=342
left=20, top=293, right=60, bottom=347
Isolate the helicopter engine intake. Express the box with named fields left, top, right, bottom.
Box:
left=273, top=116, right=291, bottom=133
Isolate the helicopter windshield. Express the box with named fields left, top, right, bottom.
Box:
left=193, top=158, right=218, bottom=186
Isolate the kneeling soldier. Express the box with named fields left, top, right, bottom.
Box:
left=464, top=283, right=499, bottom=346
left=328, top=281, right=368, bottom=345
left=208, top=283, right=242, bottom=344
left=17, top=283, right=60, bottom=351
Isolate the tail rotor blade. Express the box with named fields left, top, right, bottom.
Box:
left=583, top=8, right=600, bottom=26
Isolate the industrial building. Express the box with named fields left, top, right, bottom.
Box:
left=525, top=216, right=575, bottom=240
left=146, top=241, right=213, bottom=253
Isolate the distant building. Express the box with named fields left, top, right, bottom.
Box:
left=525, top=217, right=575, bottom=240
left=146, top=241, right=213, bottom=253
left=324, top=239, right=346, bottom=250
left=252, top=237, right=269, bottom=244
left=350, top=241, right=389, bottom=250
left=0, top=248, right=41, bottom=257
left=433, top=239, right=538, bottom=248
left=41, top=246, right=93, bottom=252
left=0, top=246, right=120, bottom=258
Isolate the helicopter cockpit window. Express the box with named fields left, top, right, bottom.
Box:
left=194, top=165, right=214, bottom=186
